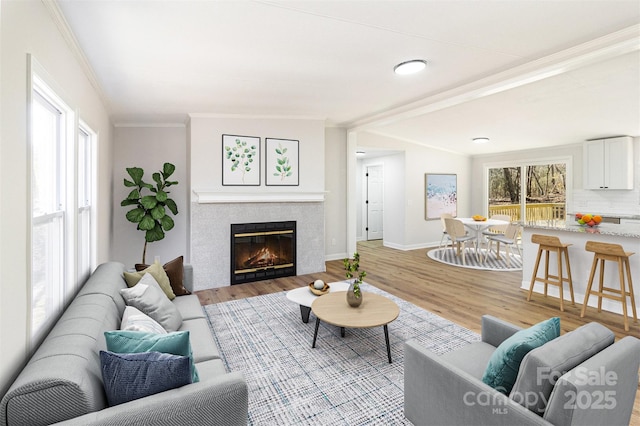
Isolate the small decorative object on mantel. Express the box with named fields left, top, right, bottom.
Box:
left=343, top=252, right=367, bottom=308
left=309, top=280, right=329, bottom=296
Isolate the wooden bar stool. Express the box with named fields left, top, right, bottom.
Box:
left=580, top=241, right=637, bottom=331
left=527, top=234, right=575, bottom=311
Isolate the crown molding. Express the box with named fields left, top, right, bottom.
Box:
left=188, top=113, right=326, bottom=121
left=113, top=122, right=187, bottom=128
left=43, top=0, right=112, bottom=115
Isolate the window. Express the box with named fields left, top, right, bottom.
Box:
left=29, top=56, right=102, bottom=347
left=29, top=57, right=98, bottom=345
left=77, top=123, right=96, bottom=283
left=486, top=160, right=570, bottom=221
left=30, top=85, right=68, bottom=341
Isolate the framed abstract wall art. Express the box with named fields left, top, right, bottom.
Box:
left=222, top=134, right=260, bottom=186
left=265, top=138, right=299, bottom=186
left=425, top=173, right=457, bottom=220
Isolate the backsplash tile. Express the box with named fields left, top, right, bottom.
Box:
left=572, top=189, right=640, bottom=216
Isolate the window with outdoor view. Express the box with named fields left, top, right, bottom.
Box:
left=77, top=123, right=96, bottom=284
left=487, top=163, right=567, bottom=222
left=29, top=61, right=97, bottom=345
left=31, top=84, right=68, bottom=342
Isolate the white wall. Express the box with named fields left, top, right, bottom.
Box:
left=111, top=125, right=189, bottom=267
left=324, top=127, right=348, bottom=260
left=357, top=132, right=471, bottom=249
left=190, top=115, right=325, bottom=195
left=0, top=0, right=112, bottom=396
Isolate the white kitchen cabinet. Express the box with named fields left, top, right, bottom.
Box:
left=584, top=136, right=634, bottom=190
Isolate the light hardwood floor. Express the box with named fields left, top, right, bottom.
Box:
left=196, top=241, right=640, bottom=424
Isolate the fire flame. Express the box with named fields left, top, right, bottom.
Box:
left=244, top=247, right=279, bottom=268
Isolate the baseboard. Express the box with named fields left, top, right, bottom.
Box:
left=325, top=252, right=348, bottom=261
left=325, top=241, right=438, bottom=258
left=383, top=241, right=436, bottom=251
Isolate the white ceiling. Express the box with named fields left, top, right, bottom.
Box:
left=55, top=0, right=640, bottom=156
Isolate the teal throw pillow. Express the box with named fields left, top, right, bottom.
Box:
left=104, top=330, right=199, bottom=383
left=482, top=317, right=560, bottom=394
left=100, top=350, right=191, bottom=406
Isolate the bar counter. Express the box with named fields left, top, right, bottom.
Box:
left=520, top=220, right=640, bottom=317
left=522, top=219, right=640, bottom=238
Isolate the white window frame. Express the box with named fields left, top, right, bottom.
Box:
left=77, top=121, right=97, bottom=284
left=28, top=56, right=76, bottom=346
left=483, top=156, right=573, bottom=220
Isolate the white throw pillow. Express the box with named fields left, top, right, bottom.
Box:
left=121, top=306, right=167, bottom=334
left=120, top=273, right=183, bottom=332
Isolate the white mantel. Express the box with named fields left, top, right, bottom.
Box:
left=193, top=191, right=326, bottom=204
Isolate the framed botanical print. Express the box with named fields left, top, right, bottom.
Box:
left=222, top=134, right=260, bottom=186
left=265, top=138, right=299, bottom=186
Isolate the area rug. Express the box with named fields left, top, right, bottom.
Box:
left=427, top=247, right=523, bottom=271
left=203, top=283, right=479, bottom=425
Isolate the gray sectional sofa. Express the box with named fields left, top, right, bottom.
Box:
left=0, top=262, right=248, bottom=426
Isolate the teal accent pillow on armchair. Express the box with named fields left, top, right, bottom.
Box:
left=482, top=317, right=560, bottom=394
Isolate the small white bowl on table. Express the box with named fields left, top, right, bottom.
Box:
left=286, top=280, right=350, bottom=323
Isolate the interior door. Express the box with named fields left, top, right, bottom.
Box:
left=366, top=165, right=384, bottom=240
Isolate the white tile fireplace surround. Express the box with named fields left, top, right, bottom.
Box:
left=191, top=192, right=326, bottom=291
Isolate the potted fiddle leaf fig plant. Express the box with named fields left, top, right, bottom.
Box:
left=343, top=252, right=366, bottom=307
left=121, top=162, right=178, bottom=264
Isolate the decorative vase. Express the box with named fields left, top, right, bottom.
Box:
left=346, top=281, right=363, bottom=307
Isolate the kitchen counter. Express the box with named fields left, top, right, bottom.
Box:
left=568, top=213, right=640, bottom=221
left=520, top=220, right=640, bottom=319
left=522, top=220, right=640, bottom=238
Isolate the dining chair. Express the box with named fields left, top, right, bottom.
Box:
left=484, top=222, right=522, bottom=266
left=444, top=218, right=476, bottom=265
left=481, top=214, right=511, bottom=247
left=438, top=213, right=453, bottom=250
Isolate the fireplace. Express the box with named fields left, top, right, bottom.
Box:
left=230, top=221, right=296, bottom=285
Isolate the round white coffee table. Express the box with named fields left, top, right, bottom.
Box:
left=286, top=281, right=350, bottom=323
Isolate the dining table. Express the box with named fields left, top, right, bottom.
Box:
left=456, top=217, right=510, bottom=257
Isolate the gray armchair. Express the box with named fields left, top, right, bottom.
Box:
left=404, top=315, right=640, bottom=426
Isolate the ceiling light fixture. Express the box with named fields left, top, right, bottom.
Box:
left=473, top=137, right=490, bottom=144
left=356, top=151, right=366, bottom=156
left=393, top=59, right=427, bottom=75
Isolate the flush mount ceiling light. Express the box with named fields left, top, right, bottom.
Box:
left=393, top=59, right=427, bottom=75
left=472, top=137, right=490, bottom=144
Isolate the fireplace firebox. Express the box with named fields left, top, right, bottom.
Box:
left=230, top=221, right=296, bottom=285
